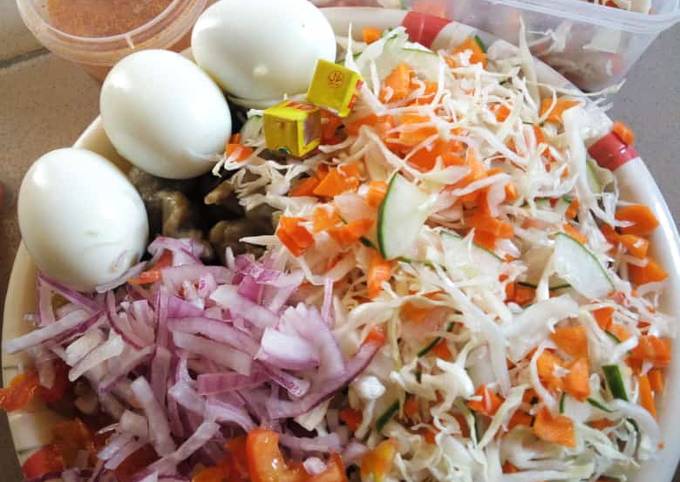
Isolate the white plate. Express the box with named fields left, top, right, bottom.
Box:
left=3, top=7, right=680, bottom=481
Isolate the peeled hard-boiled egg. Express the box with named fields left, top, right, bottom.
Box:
left=18, top=148, right=149, bottom=292
left=101, top=49, right=231, bottom=180
left=192, top=0, right=336, bottom=101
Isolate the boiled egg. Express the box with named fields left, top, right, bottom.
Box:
left=18, top=148, right=149, bottom=292
left=192, top=0, right=336, bottom=101
left=100, top=49, right=231, bottom=180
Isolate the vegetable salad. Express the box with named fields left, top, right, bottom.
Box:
left=2, top=26, right=673, bottom=482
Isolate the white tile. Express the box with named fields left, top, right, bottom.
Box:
left=0, top=1, right=42, bottom=61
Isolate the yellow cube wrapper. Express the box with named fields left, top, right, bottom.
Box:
left=307, top=60, right=362, bottom=118
left=263, top=100, right=321, bottom=157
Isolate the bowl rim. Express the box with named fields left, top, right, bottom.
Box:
left=4, top=7, right=680, bottom=481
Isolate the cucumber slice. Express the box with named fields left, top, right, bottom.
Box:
left=559, top=393, right=566, bottom=413
left=417, top=322, right=454, bottom=358
left=587, top=397, right=614, bottom=413
left=603, top=364, right=629, bottom=401
left=586, top=159, right=614, bottom=195
left=376, top=400, right=400, bottom=433
left=378, top=174, right=431, bottom=260
left=553, top=233, right=614, bottom=300
left=441, top=232, right=502, bottom=280
left=519, top=246, right=569, bottom=289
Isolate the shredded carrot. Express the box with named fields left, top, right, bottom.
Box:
left=328, top=218, right=374, bottom=247
left=563, top=223, right=587, bottom=244
left=225, top=143, right=254, bottom=162
left=600, top=223, right=619, bottom=245
left=507, top=410, right=533, bottom=430
left=320, top=111, right=344, bottom=145
left=473, top=230, right=498, bottom=251
left=432, top=339, right=453, bottom=361
left=589, top=419, right=615, bottom=430
left=362, top=26, right=382, bottom=44
left=409, top=139, right=465, bottom=172
left=564, top=358, right=590, bottom=401
left=608, top=323, right=631, bottom=342
left=468, top=210, right=514, bottom=239
left=628, top=258, right=668, bottom=285
left=452, top=413, right=470, bottom=438
left=649, top=368, right=665, bottom=394
left=290, top=176, right=321, bottom=197
left=394, top=114, right=439, bottom=146
left=504, top=183, right=518, bottom=203
left=551, top=325, right=589, bottom=359
left=313, top=167, right=360, bottom=198
left=491, top=103, right=511, bottom=122
left=346, top=114, right=394, bottom=138
left=339, top=407, right=363, bottom=432
left=638, top=374, right=656, bottom=418
left=618, top=234, right=649, bottom=259
left=540, top=98, right=580, bottom=124
left=451, top=37, right=487, bottom=67
left=365, top=180, right=388, bottom=208
left=418, top=427, right=437, bottom=445
left=380, top=63, right=414, bottom=102
left=403, top=397, right=419, bottom=419
left=505, top=282, right=535, bottom=306
left=612, top=121, right=635, bottom=146
left=537, top=350, right=565, bottom=392
left=312, top=206, right=341, bottom=233
left=367, top=250, right=393, bottom=299
left=276, top=216, right=314, bottom=257
left=615, top=204, right=659, bottom=236
left=565, top=198, right=580, bottom=220
left=502, top=462, right=520, bottom=474
left=468, top=385, right=504, bottom=417
left=630, top=335, right=671, bottom=368
left=400, top=302, right=431, bottom=324
left=593, top=306, right=615, bottom=331
left=533, top=406, right=575, bottom=447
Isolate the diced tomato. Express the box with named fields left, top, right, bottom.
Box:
left=247, top=428, right=307, bottom=482
left=114, top=444, right=158, bottom=482
left=21, top=444, right=64, bottom=480
left=339, top=407, right=363, bottom=432
left=39, top=359, right=69, bottom=403
left=52, top=419, right=97, bottom=466
left=0, top=370, right=40, bottom=412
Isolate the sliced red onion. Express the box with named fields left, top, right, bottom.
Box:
left=148, top=237, right=204, bottom=266
left=342, top=441, right=369, bottom=465
left=256, top=328, right=319, bottom=371
left=151, top=347, right=172, bottom=408
left=197, top=372, right=266, bottom=395
left=107, top=292, right=149, bottom=349
left=167, top=296, right=203, bottom=318
left=283, top=305, right=345, bottom=382
left=204, top=398, right=255, bottom=431
left=167, top=395, right=184, bottom=439
left=168, top=380, right=205, bottom=416
left=65, top=329, right=105, bottom=367
left=321, top=278, right=333, bottom=326
left=32, top=347, right=57, bottom=389
left=130, top=377, right=176, bottom=456
left=261, top=365, right=311, bottom=398
left=237, top=275, right=263, bottom=303
left=99, top=392, right=125, bottom=420
left=98, top=433, right=134, bottom=461
left=38, top=273, right=102, bottom=312
left=135, top=472, right=159, bottom=482
left=172, top=332, right=252, bottom=376
left=104, top=439, right=147, bottom=470
left=4, top=309, right=95, bottom=354
left=234, top=254, right=280, bottom=283
left=147, top=421, right=220, bottom=473
left=119, top=410, right=149, bottom=439
left=268, top=336, right=383, bottom=419
left=155, top=287, right=170, bottom=348
left=99, top=346, right=154, bottom=392
left=161, top=265, right=231, bottom=292
left=69, top=334, right=125, bottom=381
left=210, top=285, right=278, bottom=328
left=279, top=433, right=342, bottom=453
left=168, top=317, right=258, bottom=356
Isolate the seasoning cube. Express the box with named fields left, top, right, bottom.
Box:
left=307, top=60, right=362, bottom=118
left=263, top=100, right=321, bottom=157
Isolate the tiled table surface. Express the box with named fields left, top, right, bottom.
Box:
left=1, top=0, right=680, bottom=479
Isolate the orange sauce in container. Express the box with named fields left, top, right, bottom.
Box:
left=17, top=0, right=208, bottom=80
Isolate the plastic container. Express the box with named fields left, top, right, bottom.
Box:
left=16, top=0, right=208, bottom=81
left=315, top=0, right=680, bottom=91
